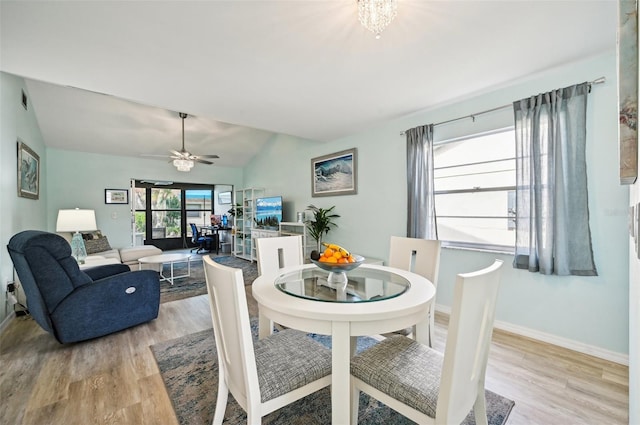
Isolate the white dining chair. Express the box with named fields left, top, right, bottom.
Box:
left=202, top=256, right=332, bottom=424
left=255, top=236, right=304, bottom=335
left=255, top=235, right=304, bottom=278
left=388, top=236, right=441, bottom=346
left=350, top=259, right=504, bottom=425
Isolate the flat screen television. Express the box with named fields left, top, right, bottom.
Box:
left=255, top=196, right=283, bottom=229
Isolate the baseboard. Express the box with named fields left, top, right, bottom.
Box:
left=435, top=304, right=629, bottom=366
left=0, top=311, right=15, bottom=335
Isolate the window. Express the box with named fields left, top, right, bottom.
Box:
left=185, top=189, right=212, bottom=236
left=434, top=128, right=516, bottom=251
left=151, top=188, right=182, bottom=238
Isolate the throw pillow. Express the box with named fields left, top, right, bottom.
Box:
left=84, top=236, right=112, bottom=255
left=81, top=230, right=105, bottom=241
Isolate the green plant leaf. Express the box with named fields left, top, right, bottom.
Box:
left=305, top=204, right=340, bottom=245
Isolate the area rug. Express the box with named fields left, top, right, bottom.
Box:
left=212, top=256, right=259, bottom=284
left=151, top=324, right=515, bottom=425
left=159, top=256, right=258, bottom=304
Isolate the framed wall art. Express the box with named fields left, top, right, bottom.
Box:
left=637, top=202, right=640, bottom=258
left=105, top=189, right=129, bottom=204
left=618, top=0, right=638, bottom=184
left=17, top=141, right=39, bottom=200
left=218, top=191, right=232, bottom=204
left=311, top=148, right=357, bottom=197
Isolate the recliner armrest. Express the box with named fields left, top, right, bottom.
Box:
left=83, top=263, right=130, bottom=281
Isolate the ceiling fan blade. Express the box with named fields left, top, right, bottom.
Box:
left=198, top=154, right=220, bottom=159
left=170, top=149, right=183, bottom=157
left=194, top=158, right=214, bottom=165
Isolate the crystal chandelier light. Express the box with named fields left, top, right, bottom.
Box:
left=173, top=158, right=194, bottom=172
left=357, top=0, right=398, bottom=39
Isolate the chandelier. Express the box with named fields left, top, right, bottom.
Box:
left=173, top=158, right=194, bottom=172
left=357, top=0, right=398, bottom=39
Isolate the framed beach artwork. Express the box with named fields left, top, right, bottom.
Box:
left=17, top=141, right=39, bottom=200
left=618, top=0, right=638, bottom=184
left=105, top=189, right=129, bottom=204
left=311, top=148, right=358, bottom=197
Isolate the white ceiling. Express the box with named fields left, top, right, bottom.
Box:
left=1, top=1, right=618, bottom=167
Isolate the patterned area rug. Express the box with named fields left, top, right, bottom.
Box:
left=159, top=256, right=257, bottom=304
left=151, top=323, right=515, bottom=425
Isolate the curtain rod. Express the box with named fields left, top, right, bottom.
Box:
left=400, top=76, right=606, bottom=135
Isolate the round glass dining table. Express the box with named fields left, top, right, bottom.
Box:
left=252, top=263, right=435, bottom=425
left=274, top=266, right=411, bottom=303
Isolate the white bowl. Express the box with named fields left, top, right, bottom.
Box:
left=310, top=254, right=365, bottom=272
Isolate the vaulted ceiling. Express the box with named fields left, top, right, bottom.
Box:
left=1, top=1, right=618, bottom=167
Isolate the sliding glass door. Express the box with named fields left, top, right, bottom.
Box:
left=133, top=181, right=220, bottom=251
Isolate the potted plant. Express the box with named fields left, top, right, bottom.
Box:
left=305, top=204, right=340, bottom=251
left=227, top=203, right=243, bottom=218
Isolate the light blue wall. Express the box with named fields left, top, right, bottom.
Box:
left=1, top=73, right=48, bottom=323
left=245, top=51, right=630, bottom=355
left=0, top=69, right=245, bottom=325
left=46, top=149, right=244, bottom=249
left=1, top=52, right=630, bottom=356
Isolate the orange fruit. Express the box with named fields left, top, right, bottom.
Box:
left=326, top=256, right=338, bottom=263
left=324, top=248, right=334, bottom=257
left=333, top=251, right=343, bottom=259
left=348, top=255, right=356, bottom=263
left=338, top=258, right=348, bottom=264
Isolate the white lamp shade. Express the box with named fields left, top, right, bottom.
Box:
left=56, top=209, right=97, bottom=232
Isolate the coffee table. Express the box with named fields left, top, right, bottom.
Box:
left=138, top=253, right=191, bottom=285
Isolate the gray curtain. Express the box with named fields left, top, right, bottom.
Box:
left=513, top=82, right=597, bottom=276
left=406, top=124, right=437, bottom=239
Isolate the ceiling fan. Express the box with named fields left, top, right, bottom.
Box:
left=143, top=112, right=219, bottom=171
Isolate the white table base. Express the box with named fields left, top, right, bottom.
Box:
left=138, top=254, right=192, bottom=285
left=253, top=264, right=435, bottom=424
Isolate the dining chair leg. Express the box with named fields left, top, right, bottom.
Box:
left=212, top=382, right=229, bottom=425
left=473, top=392, right=489, bottom=425
left=351, top=380, right=360, bottom=425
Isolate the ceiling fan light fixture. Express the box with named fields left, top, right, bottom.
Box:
left=357, top=0, right=397, bottom=39
left=173, top=158, right=194, bottom=172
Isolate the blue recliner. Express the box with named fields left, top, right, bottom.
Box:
left=7, top=230, right=160, bottom=344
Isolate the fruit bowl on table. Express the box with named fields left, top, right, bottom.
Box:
left=310, top=255, right=365, bottom=273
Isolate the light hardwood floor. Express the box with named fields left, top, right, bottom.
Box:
left=0, top=292, right=629, bottom=425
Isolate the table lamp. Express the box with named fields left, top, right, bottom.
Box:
left=56, top=208, right=97, bottom=264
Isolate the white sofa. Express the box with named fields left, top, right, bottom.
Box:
left=88, top=245, right=162, bottom=271
left=58, top=231, right=162, bottom=272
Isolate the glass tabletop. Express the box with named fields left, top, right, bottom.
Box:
left=274, top=266, right=410, bottom=303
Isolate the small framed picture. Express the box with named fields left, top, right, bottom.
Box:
left=17, top=140, right=39, bottom=200
left=218, top=191, right=232, bottom=204
left=105, top=189, right=129, bottom=204
left=311, top=148, right=357, bottom=197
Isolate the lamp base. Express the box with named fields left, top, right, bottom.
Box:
left=70, top=231, right=88, bottom=264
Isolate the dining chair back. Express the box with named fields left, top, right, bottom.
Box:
left=255, top=235, right=303, bottom=278
left=388, top=236, right=441, bottom=346
left=202, top=256, right=332, bottom=424
left=350, top=259, right=504, bottom=425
